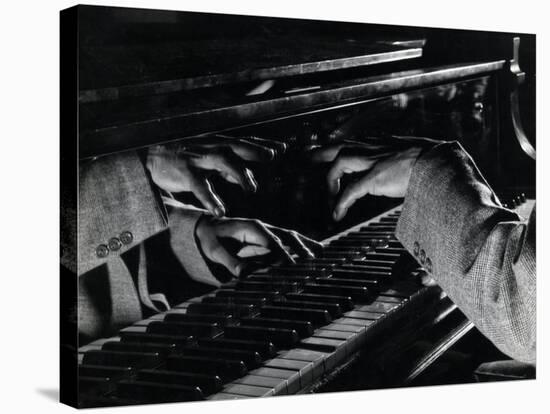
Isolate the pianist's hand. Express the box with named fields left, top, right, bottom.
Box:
left=310, top=136, right=440, bottom=221
left=146, top=135, right=284, bottom=217
left=196, top=216, right=323, bottom=278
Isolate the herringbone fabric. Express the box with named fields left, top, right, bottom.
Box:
left=396, top=142, right=535, bottom=363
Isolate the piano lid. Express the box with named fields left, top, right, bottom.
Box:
left=77, top=5, right=425, bottom=104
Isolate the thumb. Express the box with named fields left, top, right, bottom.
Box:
left=205, top=240, right=246, bottom=277
left=333, top=171, right=377, bottom=221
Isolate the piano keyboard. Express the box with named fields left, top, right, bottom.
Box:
left=77, top=206, right=446, bottom=407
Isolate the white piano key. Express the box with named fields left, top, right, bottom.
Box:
left=323, top=323, right=366, bottom=333
left=344, top=310, right=382, bottom=320
left=249, top=367, right=301, bottom=394
left=223, top=384, right=274, bottom=397
left=208, top=392, right=248, bottom=400
left=263, top=358, right=315, bottom=387
left=333, top=317, right=375, bottom=327
left=299, top=337, right=348, bottom=371
left=278, top=348, right=327, bottom=380
left=233, top=374, right=288, bottom=395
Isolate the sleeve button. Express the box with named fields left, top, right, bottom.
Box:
left=120, top=231, right=133, bottom=245
left=419, top=249, right=426, bottom=264
left=108, top=237, right=123, bottom=251
left=96, top=244, right=109, bottom=258
left=413, top=241, right=420, bottom=256
left=425, top=257, right=433, bottom=273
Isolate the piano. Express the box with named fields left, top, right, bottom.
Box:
left=60, top=5, right=536, bottom=408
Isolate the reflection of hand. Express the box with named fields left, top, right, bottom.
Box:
left=196, top=216, right=323, bottom=278
left=310, top=136, right=440, bottom=221
left=146, top=136, right=283, bottom=217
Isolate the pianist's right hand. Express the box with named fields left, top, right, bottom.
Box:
left=310, top=136, right=441, bottom=221
left=146, top=136, right=283, bottom=217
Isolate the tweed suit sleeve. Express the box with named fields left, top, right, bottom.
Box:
left=75, top=151, right=168, bottom=276
left=166, top=201, right=222, bottom=288
left=396, top=141, right=536, bottom=363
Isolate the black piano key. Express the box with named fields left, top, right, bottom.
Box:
left=102, top=341, right=177, bottom=356
left=201, top=295, right=268, bottom=306
left=272, top=299, right=342, bottom=318
left=384, top=241, right=404, bottom=248
left=82, top=350, right=162, bottom=368
left=136, top=369, right=223, bottom=395
left=355, top=259, right=396, bottom=267
left=375, top=247, right=407, bottom=254
left=178, top=346, right=262, bottom=369
left=347, top=260, right=393, bottom=271
left=166, top=355, right=248, bottom=381
left=303, top=283, right=372, bottom=302
left=295, top=257, right=346, bottom=267
left=79, top=364, right=134, bottom=379
left=185, top=302, right=257, bottom=318
left=285, top=292, right=354, bottom=311
left=315, top=277, right=381, bottom=289
left=79, top=376, right=114, bottom=396
left=216, top=288, right=281, bottom=301
left=361, top=225, right=396, bottom=231
left=146, top=321, right=222, bottom=338
left=240, top=316, right=314, bottom=338
left=247, top=274, right=313, bottom=284
left=223, top=325, right=299, bottom=348
left=116, top=379, right=204, bottom=402
left=379, top=216, right=399, bottom=222
left=163, top=312, right=235, bottom=326
left=234, top=280, right=299, bottom=294
left=320, top=249, right=369, bottom=260
left=365, top=252, right=401, bottom=261
left=346, top=231, right=392, bottom=240
left=119, top=332, right=195, bottom=347
left=328, top=240, right=374, bottom=248
left=331, top=268, right=392, bottom=280
left=260, top=305, right=332, bottom=326
left=197, top=338, right=277, bottom=358
left=269, top=265, right=331, bottom=277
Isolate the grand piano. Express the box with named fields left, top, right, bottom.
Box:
left=60, top=5, right=536, bottom=408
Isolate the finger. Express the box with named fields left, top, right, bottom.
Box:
left=308, top=143, right=345, bottom=163
left=264, top=224, right=323, bottom=257
left=326, top=152, right=378, bottom=195
left=205, top=240, right=246, bottom=277
left=223, top=139, right=275, bottom=162
left=216, top=134, right=288, bottom=154
left=333, top=170, right=378, bottom=221
left=296, top=233, right=324, bottom=256
left=272, top=229, right=315, bottom=258
left=215, top=219, right=294, bottom=263
left=189, top=150, right=257, bottom=192
left=190, top=176, right=226, bottom=217
left=187, top=136, right=275, bottom=162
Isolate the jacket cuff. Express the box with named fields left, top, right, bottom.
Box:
left=168, top=205, right=221, bottom=288
left=396, top=141, right=518, bottom=279
left=77, top=152, right=168, bottom=276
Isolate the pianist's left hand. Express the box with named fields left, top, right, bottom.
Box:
left=310, top=136, right=441, bottom=221
left=147, top=135, right=284, bottom=217
left=195, top=216, right=323, bottom=278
